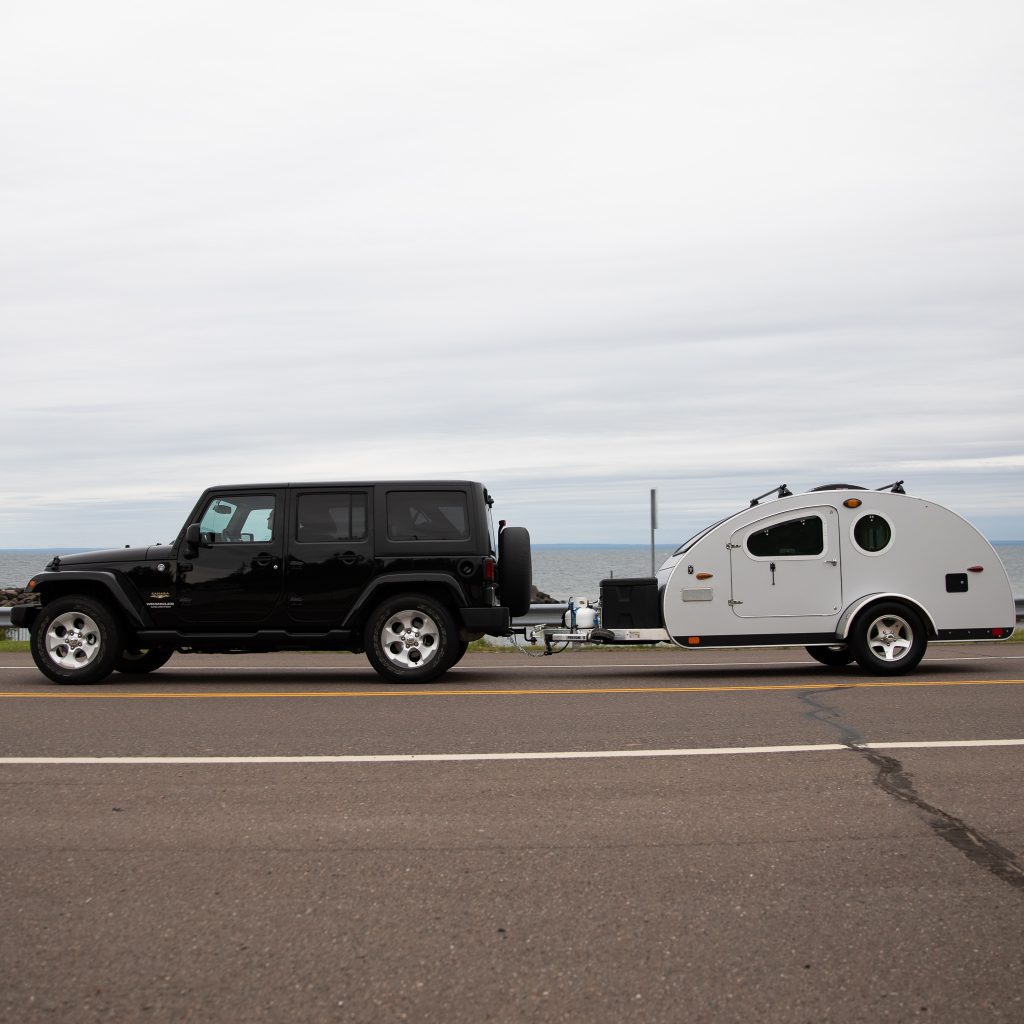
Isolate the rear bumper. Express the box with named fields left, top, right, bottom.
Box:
left=459, top=606, right=511, bottom=636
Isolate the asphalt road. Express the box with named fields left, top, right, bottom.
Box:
left=1, top=645, right=1023, bottom=1023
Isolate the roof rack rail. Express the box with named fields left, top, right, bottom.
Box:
left=750, top=484, right=792, bottom=507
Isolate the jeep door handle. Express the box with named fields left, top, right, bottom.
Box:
left=253, top=555, right=279, bottom=569
left=337, top=551, right=361, bottom=566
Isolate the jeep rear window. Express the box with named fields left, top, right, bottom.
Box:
left=387, top=491, right=470, bottom=541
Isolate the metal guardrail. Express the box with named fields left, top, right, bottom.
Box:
left=2, top=599, right=1023, bottom=638
left=513, top=603, right=569, bottom=626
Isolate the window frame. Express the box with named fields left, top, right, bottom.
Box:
left=743, top=514, right=827, bottom=561
left=849, top=511, right=895, bottom=557
left=385, top=489, right=472, bottom=543
left=294, top=490, right=370, bottom=545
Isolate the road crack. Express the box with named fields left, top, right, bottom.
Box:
left=799, top=686, right=1024, bottom=895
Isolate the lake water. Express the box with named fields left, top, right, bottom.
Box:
left=3, top=544, right=1023, bottom=600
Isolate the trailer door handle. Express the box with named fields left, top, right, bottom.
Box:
left=825, top=559, right=838, bottom=566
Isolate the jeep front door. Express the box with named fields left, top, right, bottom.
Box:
left=177, top=490, right=285, bottom=626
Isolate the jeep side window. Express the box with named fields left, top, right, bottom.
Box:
left=296, top=492, right=368, bottom=543
left=746, top=516, right=823, bottom=558
left=199, top=495, right=276, bottom=544
left=387, top=491, right=470, bottom=541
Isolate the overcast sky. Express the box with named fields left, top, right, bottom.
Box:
left=2, top=0, right=1022, bottom=548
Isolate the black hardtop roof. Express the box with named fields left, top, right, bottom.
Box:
left=204, top=480, right=486, bottom=491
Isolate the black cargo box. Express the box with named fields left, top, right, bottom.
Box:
left=599, top=577, right=661, bottom=629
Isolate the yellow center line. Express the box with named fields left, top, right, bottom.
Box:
left=0, top=678, right=1022, bottom=698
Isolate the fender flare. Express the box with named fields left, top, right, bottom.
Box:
left=837, top=593, right=937, bottom=640
left=341, top=573, right=469, bottom=629
left=31, top=570, right=153, bottom=628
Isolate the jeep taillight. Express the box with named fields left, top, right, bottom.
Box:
left=484, top=556, right=497, bottom=582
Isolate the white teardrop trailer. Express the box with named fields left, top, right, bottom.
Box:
left=531, top=482, right=1016, bottom=675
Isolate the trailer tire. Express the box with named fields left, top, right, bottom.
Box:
left=498, top=526, right=532, bottom=618
left=806, top=644, right=855, bottom=667
left=849, top=602, right=927, bottom=676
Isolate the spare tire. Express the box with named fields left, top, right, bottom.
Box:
left=498, top=526, right=532, bottom=618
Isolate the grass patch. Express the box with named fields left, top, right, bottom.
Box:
left=0, top=640, right=30, bottom=653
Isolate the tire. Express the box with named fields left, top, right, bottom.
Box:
left=364, top=594, right=456, bottom=684
left=806, top=645, right=855, bottom=667
left=498, top=526, right=532, bottom=618
left=30, top=596, right=122, bottom=685
left=447, top=639, right=470, bottom=669
left=114, top=646, right=174, bottom=675
left=849, top=601, right=927, bottom=676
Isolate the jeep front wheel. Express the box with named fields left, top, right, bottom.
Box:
left=31, top=597, right=122, bottom=685
left=364, top=595, right=455, bottom=684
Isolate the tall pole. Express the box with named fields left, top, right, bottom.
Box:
left=650, top=488, right=658, bottom=577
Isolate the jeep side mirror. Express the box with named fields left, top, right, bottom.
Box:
left=184, top=523, right=204, bottom=558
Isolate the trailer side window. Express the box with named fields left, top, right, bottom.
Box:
left=852, top=513, right=892, bottom=554
left=746, top=517, right=824, bottom=558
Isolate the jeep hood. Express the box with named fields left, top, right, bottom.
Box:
left=48, top=545, right=174, bottom=568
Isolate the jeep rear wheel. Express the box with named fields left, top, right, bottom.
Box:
left=31, top=596, right=122, bottom=685
left=365, top=594, right=456, bottom=684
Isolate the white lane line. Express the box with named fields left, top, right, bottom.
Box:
left=2, top=739, right=1022, bottom=765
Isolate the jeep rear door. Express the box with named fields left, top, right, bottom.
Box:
left=285, top=488, right=375, bottom=626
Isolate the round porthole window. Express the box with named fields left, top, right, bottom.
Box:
left=852, top=513, right=893, bottom=554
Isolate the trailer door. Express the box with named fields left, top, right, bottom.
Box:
left=729, top=505, right=841, bottom=619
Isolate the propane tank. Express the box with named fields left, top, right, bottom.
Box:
left=564, top=598, right=599, bottom=629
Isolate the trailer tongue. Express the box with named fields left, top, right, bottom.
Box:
left=513, top=482, right=1015, bottom=676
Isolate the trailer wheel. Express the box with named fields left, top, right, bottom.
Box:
left=806, top=645, right=854, bottom=668
left=498, top=526, right=532, bottom=618
left=364, top=594, right=456, bottom=684
left=849, top=602, right=927, bottom=675
left=30, top=596, right=122, bottom=685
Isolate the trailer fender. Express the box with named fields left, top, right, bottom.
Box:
left=837, top=593, right=937, bottom=640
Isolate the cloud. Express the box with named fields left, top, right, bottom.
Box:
left=1, top=0, right=1022, bottom=547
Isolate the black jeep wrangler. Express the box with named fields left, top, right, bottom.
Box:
left=14, top=481, right=531, bottom=685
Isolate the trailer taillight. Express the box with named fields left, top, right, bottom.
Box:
left=967, top=565, right=984, bottom=573
left=484, top=557, right=497, bottom=582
